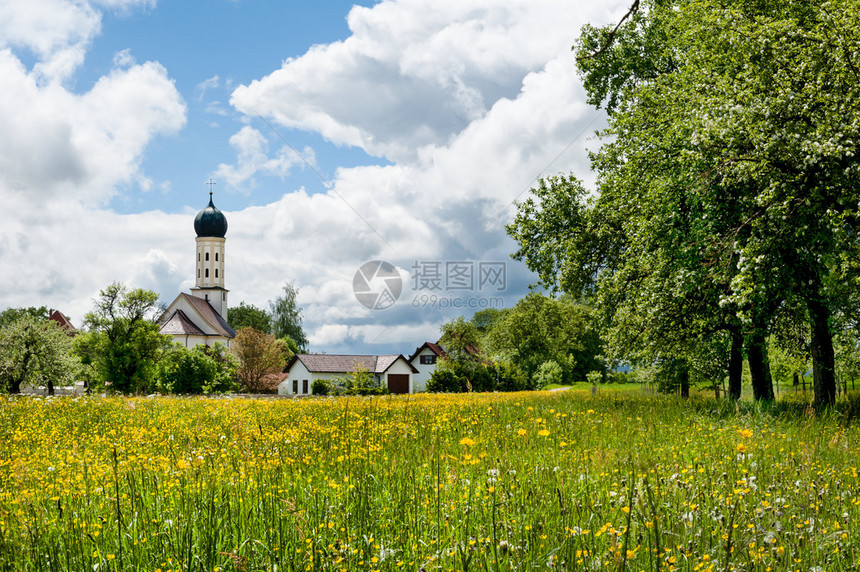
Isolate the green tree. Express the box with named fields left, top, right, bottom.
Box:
left=82, top=282, right=170, bottom=394
left=512, top=0, right=860, bottom=406
left=156, top=343, right=238, bottom=394
left=471, top=308, right=507, bottom=336
left=0, top=306, right=50, bottom=328
left=484, top=293, right=602, bottom=384
left=231, top=327, right=287, bottom=393
left=227, top=302, right=272, bottom=333
left=438, top=317, right=483, bottom=363
left=427, top=317, right=528, bottom=393
left=0, top=316, right=79, bottom=394
left=270, top=283, right=308, bottom=351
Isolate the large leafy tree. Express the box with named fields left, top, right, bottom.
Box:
left=0, top=316, right=79, bottom=394
left=270, top=283, right=308, bottom=352
left=427, top=317, right=528, bottom=393
left=484, top=293, right=602, bottom=384
left=227, top=302, right=272, bottom=333
left=511, top=0, right=860, bottom=406
left=81, top=282, right=170, bottom=394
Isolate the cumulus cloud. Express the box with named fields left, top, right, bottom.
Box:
left=213, top=126, right=313, bottom=192
left=214, top=0, right=631, bottom=351
left=231, top=0, right=624, bottom=163
left=0, top=52, right=185, bottom=204
left=0, top=0, right=154, bottom=82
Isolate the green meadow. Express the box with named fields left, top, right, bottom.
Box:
left=0, top=389, right=857, bottom=571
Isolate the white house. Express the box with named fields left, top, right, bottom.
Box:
left=279, top=354, right=418, bottom=395
left=158, top=192, right=236, bottom=348
left=407, top=342, right=446, bottom=392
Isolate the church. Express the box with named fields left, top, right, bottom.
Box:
left=157, top=193, right=237, bottom=347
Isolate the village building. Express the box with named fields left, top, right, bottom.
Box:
left=407, top=341, right=446, bottom=392
left=279, top=353, right=417, bottom=395
left=158, top=193, right=236, bottom=347
left=48, top=309, right=76, bottom=335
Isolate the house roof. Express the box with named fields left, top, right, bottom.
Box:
left=285, top=354, right=418, bottom=375
left=159, top=309, right=206, bottom=336
left=408, top=341, right=446, bottom=362
left=48, top=310, right=76, bottom=333
left=157, top=293, right=236, bottom=339
left=180, top=293, right=236, bottom=338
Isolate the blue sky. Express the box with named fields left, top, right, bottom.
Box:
left=86, top=0, right=384, bottom=214
left=0, top=0, right=628, bottom=354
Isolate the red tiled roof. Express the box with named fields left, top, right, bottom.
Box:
left=408, top=341, right=446, bottom=362
left=48, top=310, right=76, bottom=333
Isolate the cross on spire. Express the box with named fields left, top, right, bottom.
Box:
left=206, top=178, right=216, bottom=197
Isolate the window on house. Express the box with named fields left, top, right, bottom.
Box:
left=205, top=252, right=210, bottom=261
left=303, top=380, right=309, bottom=394
left=215, top=252, right=219, bottom=261
left=197, top=269, right=200, bottom=278
left=420, top=354, right=437, bottom=365
left=205, top=268, right=209, bottom=278
left=292, top=380, right=298, bottom=394
left=222, top=293, right=226, bottom=301
left=198, top=253, right=200, bottom=261
left=215, top=269, right=218, bottom=278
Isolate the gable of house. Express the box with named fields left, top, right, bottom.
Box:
left=408, top=342, right=447, bottom=392
left=158, top=293, right=236, bottom=347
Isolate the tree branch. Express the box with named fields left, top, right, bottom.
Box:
left=577, top=0, right=641, bottom=62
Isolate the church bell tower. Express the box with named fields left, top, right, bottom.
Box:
left=190, top=191, right=229, bottom=317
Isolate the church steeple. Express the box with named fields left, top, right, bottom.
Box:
left=190, top=188, right=228, bottom=317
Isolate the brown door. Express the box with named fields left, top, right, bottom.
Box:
left=387, top=374, right=410, bottom=394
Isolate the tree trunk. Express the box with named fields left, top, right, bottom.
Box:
left=809, top=297, right=836, bottom=408
left=728, top=329, right=743, bottom=400
left=746, top=332, right=774, bottom=401
left=680, top=366, right=689, bottom=398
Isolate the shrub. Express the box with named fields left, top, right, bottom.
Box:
left=533, top=360, right=563, bottom=389
left=311, top=379, right=330, bottom=395
left=586, top=371, right=603, bottom=385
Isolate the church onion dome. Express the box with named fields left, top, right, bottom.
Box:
left=194, top=193, right=228, bottom=238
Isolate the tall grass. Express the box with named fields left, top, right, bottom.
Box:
left=0, top=390, right=857, bottom=570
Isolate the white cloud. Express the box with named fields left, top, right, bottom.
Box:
left=231, top=0, right=624, bottom=163
left=0, top=0, right=154, bottom=82
left=0, top=0, right=631, bottom=355
left=213, top=126, right=314, bottom=192
left=0, top=51, right=186, bottom=205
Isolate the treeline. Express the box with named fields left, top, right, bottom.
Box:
left=506, top=0, right=860, bottom=407
left=0, top=282, right=307, bottom=395
left=427, top=293, right=603, bottom=392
